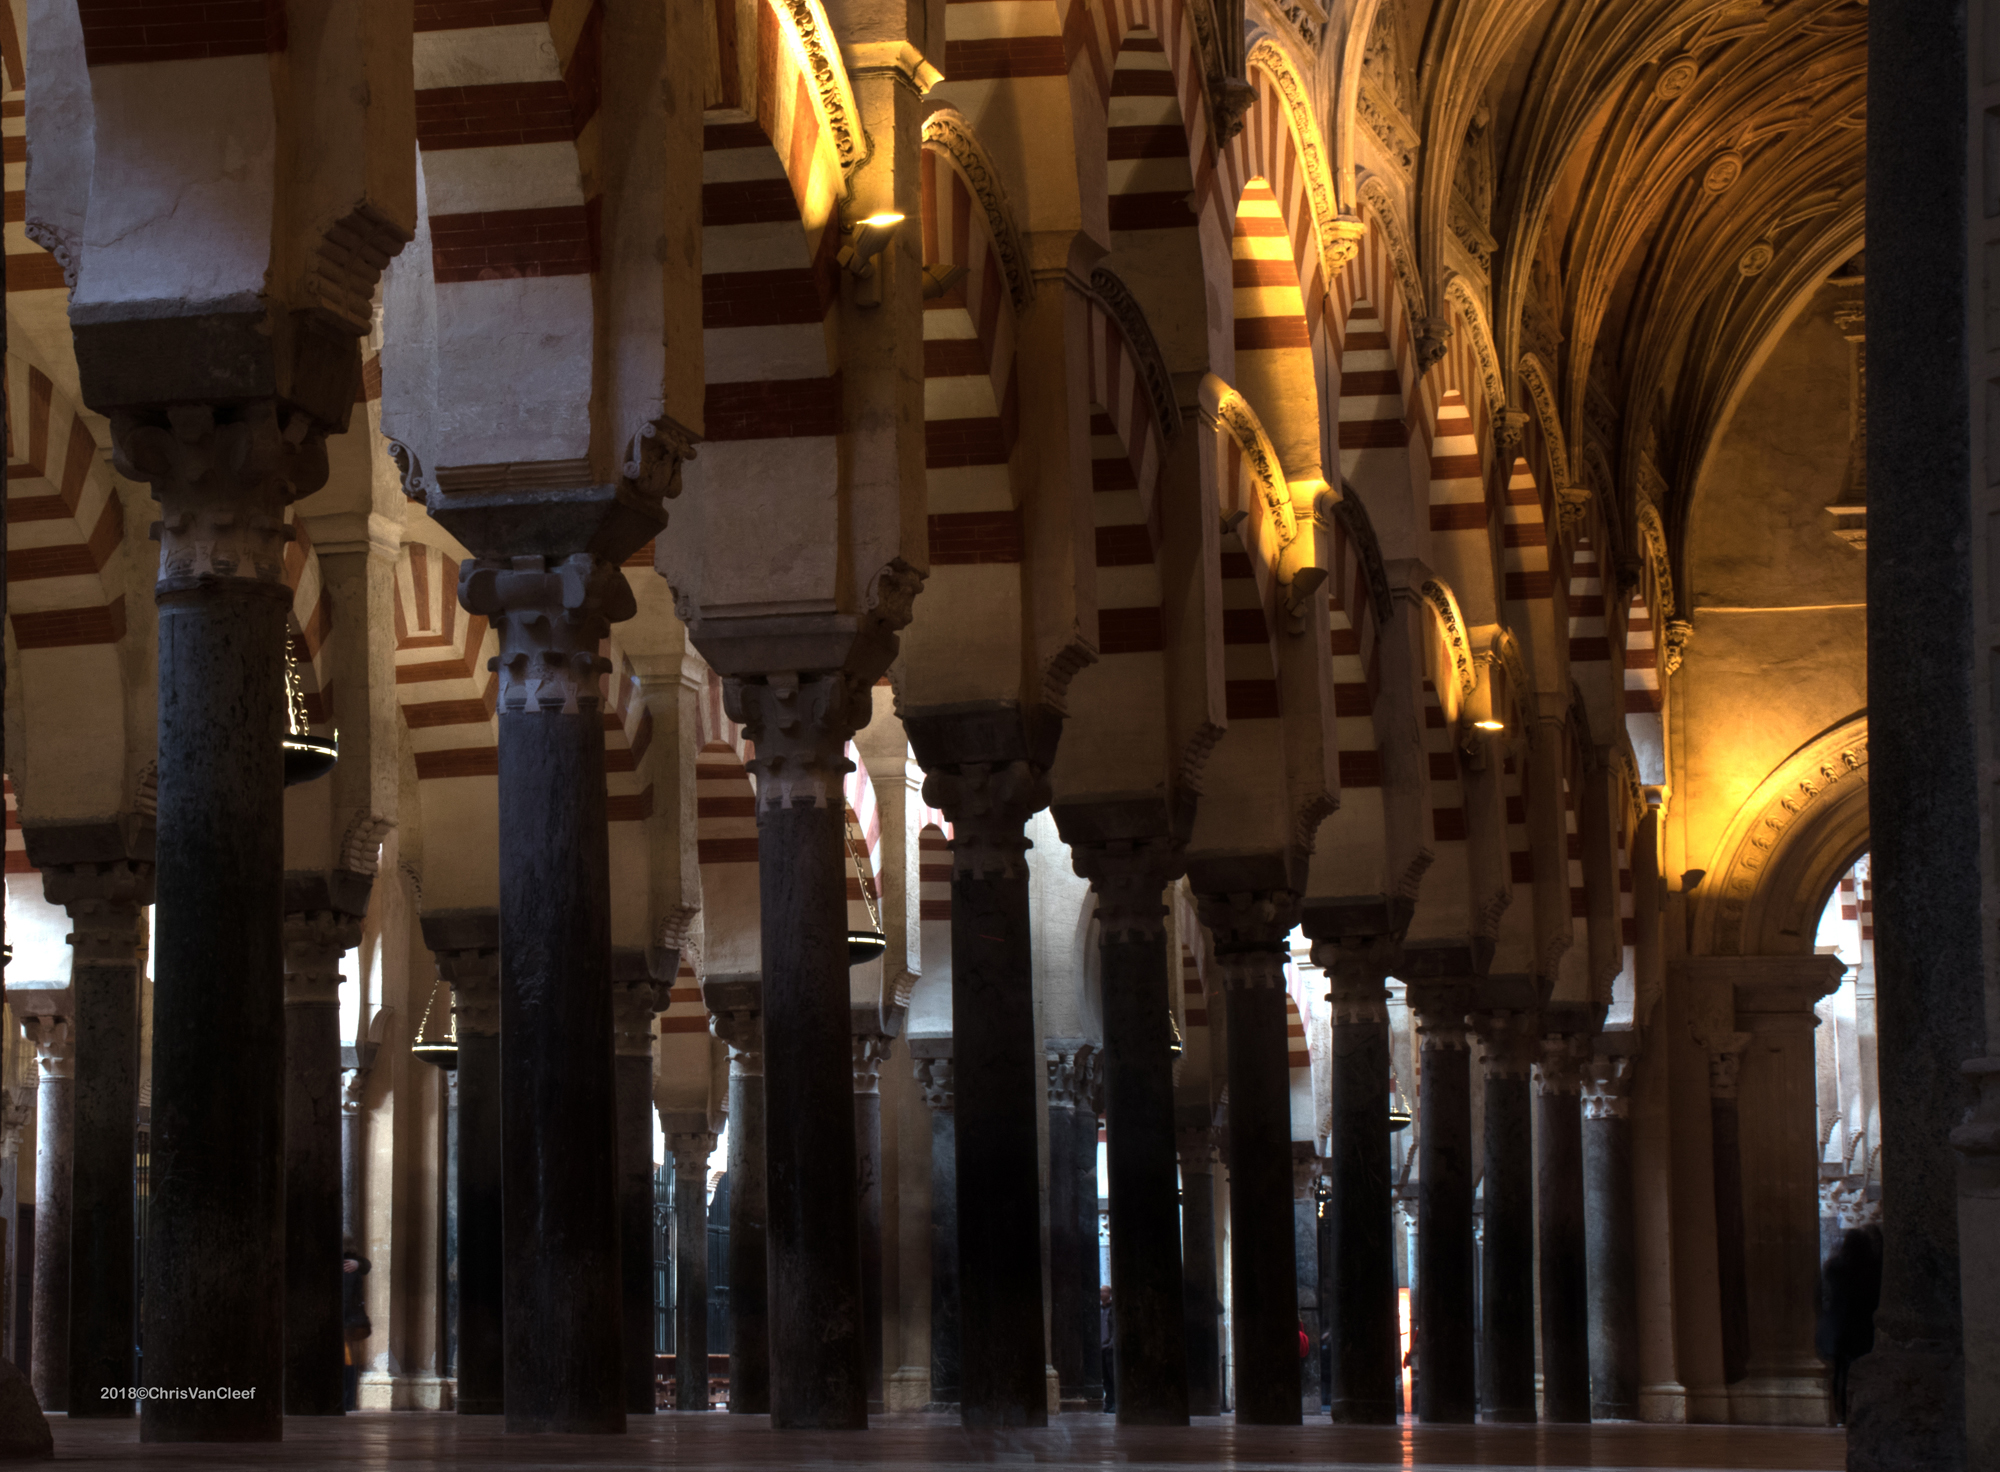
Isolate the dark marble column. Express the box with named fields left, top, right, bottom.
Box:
left=852, top=1015, right=894, bottom=1414
left=43, top=862, right=150, bottom=1419
left=458, top=556, right=634, bottom=1435
left=1294, top=1147, right=1324, bottom=1417
left=727, top=672, right=870, bottom=1430
left=432, top=931, right=502, bottom=1416
left=1582, top=1050, right=1638, bottom=1420
left=703, top=979, right=767, bottom=1414
left=1407, top=978, right=1476, bottom=1424
left=668, top=1133, right=717, bottom=1411
left=1309, top=923, right=1400, bottom=1425
left=1176, top=1127, right=1222, bottom=1417
left=917, top=756, right=1050, bottom=1429
left=0, top=1090, right=27, bottom=1367
left=1857, top=3, right=1981, bottom=1463
left=614, top=966, right=666, bottom=1416
left=1067, top=837, right=1188, bottom=1426
left=1199, top=893, right=1302, bottom=1427
left=23, top=1016, right=72, bottom=1413
left=116, top=404, right=318, bottom=1441
left=281, top=910, right=362, bottom=1416
left=911, top=1043, right=959, bottom=1409
left=1471, top=1008, right=1538, bottom=1423
left=1048, top=1041, right=1101, bottom=1410
left=1708, top=1037, right=1752, bottom=1387
left=1537, top=1032, right=1591, bottom=1424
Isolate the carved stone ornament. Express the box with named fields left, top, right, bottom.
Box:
left=852, top=1030, right=894, bottom=1091
left=1535, top=1033, right=1588, bottom=1097
left=668, top=1131, right=718, bottom=1177
left=1311, top=929, right=1396, bottom=1025
left=1069, top=835, right=1185, bottom=943
left=771, top=0, right=865, bottom=177
left=613, top=980, right=664, bottom=1058
left=1737, top=242, right=1775, bottom=277
left=1443, top=275, right=1505, bottom=421
left=284, top=909, right=363, bottom=1007
left=1471, top=1011, right=1540, bottom=1079
left=725, top=671, right=871, bottom=813
left=22, top=1016, right=75, bottom=1080
left=1086, top=267, right=1183, bottom=440
left=1420, top=577, right=1478, bottom=700
left=1196, top=889, right=1302, bottom=990
left=1707, top=1034, right=1750, bottom=1099
left=1662, top=618, right=1694, bottom=676
left=923, top=111, right=1035, bottom=312
left=460, top=554, right=637, bottom=715
left=620, top=415, right=702, bottom=505
left=709, top=1006, right=763, bottom=1076
left=43, top=861, right=152, bottom=965
left=1701, top=150, right=1745, bottom=194
left=385, top=440, right=437, bottom=502
left=1246, top=39, right=1359, bottom=284
left=1047, top=1042, right=1098, bottom=1111
left=1358, top=177, right=1426, bottom=333
left=915, top=1054, right=955, bottom=1112
left=439, top=948, right=502, bottom=1037
left=922, top=760, right=1051, bottom=881
left=1582, top=1053, right=1634, bottom=1119
left=113, top=402, right=329, bottom=597
left=1556, top=485, right=1593, bottom=539
left=1210, top=384, right=1299, bottom=548
left=1654, top=54, right=1699, bottom=101
left=1633, top=499, right=1679, bottom=638
left=0, top=1088, right=31, bottom=1158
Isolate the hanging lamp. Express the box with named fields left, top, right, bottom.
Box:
left=282, top=642, right=339, bottom=787
left=411, top=976, right=458, bottom=1070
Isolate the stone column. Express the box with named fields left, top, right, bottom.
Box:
left=727, top=672, right=872, bottom=1430
left=918, top=759, right=1051, bottom=1429
left=1309, top=924, right=1400, bottom=1425
left=24, top=1016, right=72, bottom=1413
left=1294, top=1146, right=1324, bottom=1416
left=1069, top=839, right=1189, bottom=1425
left=668, top=1132, right=716, bottom=1412
left=1708, top=1034, right=1752, bottom=1388
left=1582, top=1049, right=1638, bottom=1420
left=704, top=979, right=767, bottom=1414
left=614, top=967, right=666, bottom=1416
left=911, top=1043, right=959, bottom=1408
left=852, top=1016, right=894, bottom=1414
left=434, top=931, right=502, bottom=1415
left=1732, top=959, right=1842, bottom=1423
left=1407, top=977, right=1476, bottom=1424
left=1176, top=1126, right=1222, bottom=1417
left=115, top=403, right=324, bottom=1441
left=0, top=1088, right=28, bottom=1367
left=281, top=909, right=361, bottom=1416
left=1471, top=1008, right=1538, bottom=1422
left=44, top=862, right=150, bottom=1418
left=1048, top=1041, right=1100, bottom=1410
left=1537, top=1031, right=1591, bottom=1423
left=457, top=555, right=635, bottom=1435
left=1200, top=893, right=1302, bottom=1426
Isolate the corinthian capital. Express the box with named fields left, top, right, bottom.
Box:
left=726, top=671, right=871, bottom=812
left=284, top=910, right=362, bottom=1006
left=22, top=1016, right=75, bottom=1080
left=42, top=859, right=152, bottom=964
left=438, top=948, right=501, bottom=1037
left=613, top=979, right=665, bottom=1058
left=1195, top=889, right=1300, bottom=990
left=1582, top=1052, right=1635, bottom=1119
left=459, top=554, right=636, bottom=715
left=1068, top=836, right=1184, bottom=943
left=1471, top=1011, right=1541, bottom=1079
left=111, top=402, right=330, bottom=596
left=922, top=761, right=1050, bottom=880
left=1046, top=1039, right=1097, bottom=1111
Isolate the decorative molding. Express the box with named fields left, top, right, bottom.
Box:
left=459, top=554, right=634, bottom=715
left=1442, top=274, right=1505, bottom=424
left=921, top=110, right=1036, bottom=312
left=1325, top=485, right=1395, bottom=627
left=1359, top=175, right=1425, bottom=333
left=1419, top=576, right=1477, bottom=700
left=1247, top=39, right=1364, bottom=284
left=1086, top=267, right=1182, bottom=439
left=1355, top=80, right=1418, bottom=181
left=385, top=439, right=437, bottom=501
left=1515, top=352, right=1570, bottom=487
left=1633, top=498, right=1679, bottom=624
left=621, top=415, right=701, bottom=504
left=304, top=202, right=412, bottom=338
left=1185, top=0, right=1255, bottom=146
left=773, top=0, right=867, bottom=178
left=1206, top=378, right=1299, bottom=550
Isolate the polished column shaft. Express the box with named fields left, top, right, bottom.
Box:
left=1410, top=989, right=1475, bottom=1423
left=921, top=761, right=1050, bottom=1429
left=1583, top=1053, right=1639, bottom=1419
left=282, top=911, right=361, bottom=1416
left=1177, top=1128, right=1222, bottom=1417
left=25, top=1018, right=72, bottom=1414
left=853, top=1023, right=892, bottom=1414
left=912, top=1046, right=960, bottom=1408
left=1474, top=1012, right=1537, bottom=1422
left=669, top=1133, right=717, bottom=1412
left=46, top=865, right=150, bottom=1419
left=1537, top=1036, right=1591, bottom=1423
left=706, top=986, right=768, bottom=1415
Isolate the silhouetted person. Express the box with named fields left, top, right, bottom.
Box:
left=342, top=1241, right=373, bottom=1412
left=1099, top=1286, right=1114, bottom=1414
left=1816, top=1222, right=1882, bottom=1423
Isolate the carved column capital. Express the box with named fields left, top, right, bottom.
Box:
left=613, top=980, right=665, bottom=1058
left=1707, top=1032, right=1751, bottom=1099
left=283, top=909, right=362, bottom=1007
left=1309, top=927, right=1397, bottom=1024
left=1582, top=1052, right=1636, bottom=1119
left=21, top=1016, right=75, bottom=1080
left=668, top=1132, right=718, bottom=1180
left=458, top=554, right=636, bottom=714
left=110, top=402, right=330, bottom=598
left=708, top=1011, right=763, bottom=1078
left=913, top=1052, right=954, bottom=1113
left=1196, top=889, right=1301, bottom=991
left=1177, top=1126, right=1220, bottom=1171
left=1535, top=1032, right=1589, bottom=1097
left=1470, top=1011, right=1541, bottom=1079
left=1406, top=982, right=1474, bottom=1050
left=1046, top=1040, right=1097, bottom=1111
left=921, top=761, right=1050, bottom=880
left=438, top=948, right=501, bottom=1037
left=852, top=1027, right=895, bottom=1094
left=41, top=859, right=153, bottom=964
left=725, top=671, right=870, bottom=811
left=1069, top=836, right=1185, bottom=942
left=0, top=1087, right=32, bottom=1160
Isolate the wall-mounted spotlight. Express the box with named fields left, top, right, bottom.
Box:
left=838, top=211, right=905, bottom=308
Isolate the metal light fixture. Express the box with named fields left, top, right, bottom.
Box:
left=412, top=977, right=458, bottom=1071
left=843, top=809, right=888, bottom=968
left=838, top=212, right=905, bottom=307
left=1168, top=1010, right=1185, bottom=1060
left=283, top=645, right=339, bottom=787
left=1389, top=1079, right=1413, bottom=1132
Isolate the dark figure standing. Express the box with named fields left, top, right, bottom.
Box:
left=342, top=1242, right=373, bottom=1412
left=1815, top=1223, right=1882, bottom=1423
left=1099, top=1287, right=1114, bottom=1413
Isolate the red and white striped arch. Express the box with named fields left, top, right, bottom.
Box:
left=6, top=357, right=125, bottom=653
left=1228, top=178, right=1319, bottom=481
left=1426, top=389, right=1499, bottom=624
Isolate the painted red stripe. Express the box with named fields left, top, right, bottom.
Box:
left=1099, top=605, right=1164, bottom=654
left=1341, top=418, right=1407, bottom=448
left=704, top=377, right=842, bottom=440
left=1109, top=193, right=1197, bottom=230
left=928, top=510, right=1023, bottom=565
left=703, top=269, right=828, bottom=328
left=1224, top=680, right=1280, bottom=720
left=430, top=206, right=595, bottom=282
left=79, top=0, right=281, bottom=66
left=944, top=37, right=1067, bottom=79
left=1236, top=317, right=1309, bottom=350
left=416, top=82, right=577, bottom=150
left=9, top=598, right=126, bottom=649
left=925, top=418, right=1010, bottom=468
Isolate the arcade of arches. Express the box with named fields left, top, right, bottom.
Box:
left=0, top=0, right=1990, bottom=1468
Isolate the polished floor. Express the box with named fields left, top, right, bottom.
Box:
left=45, top=1411, right=1847, bottom=1470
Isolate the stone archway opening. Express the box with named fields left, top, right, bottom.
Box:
left=1811, top=853, right=1879, bottom=1261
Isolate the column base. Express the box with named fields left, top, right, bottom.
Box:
left=1846, top=1337, right=1967, bottom=1471
left=885, top=1368, right=930, bottom=1411
left=1728, top=1366, right=1829, bottom=1426
left=1637, top=1380, right=1687, bottom=1423
left=358, top=1373, right=456, bottom=1411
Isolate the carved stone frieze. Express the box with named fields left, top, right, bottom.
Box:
left=771, top=0, right=865, bottom=177
left=459, top=554, right=636, bottom=715
left=725, top=671, right=871, bottom=813
left=1246, top=39, right=1359, bottom=284
left=922, top=761, right=1051, bottom=881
